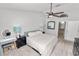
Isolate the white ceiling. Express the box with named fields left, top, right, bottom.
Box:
left=0, top=3, right=79, bottom=12
left=0, top=3, right=49, bottom=12
left=0, top=3, right=67, bottom=13
left=0, top=3, right=79, bottom=19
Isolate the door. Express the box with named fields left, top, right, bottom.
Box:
left=65, top=21, right=79, bottom=42
left=58, top=21, right=66, bottom=40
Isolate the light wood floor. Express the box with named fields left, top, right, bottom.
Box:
left=51, top=39, right=74, bottom=56
left=4, top=38, right=74, bottom=56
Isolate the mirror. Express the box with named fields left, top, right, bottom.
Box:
left=47, top=21, right=55, bottom=29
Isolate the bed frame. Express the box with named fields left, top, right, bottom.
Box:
left=27, top=45, right=41, bottom=56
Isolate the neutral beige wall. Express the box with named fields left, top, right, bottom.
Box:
left=0, top=9, right=45, bottom=38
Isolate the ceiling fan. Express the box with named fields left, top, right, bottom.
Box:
left=46, top=3, right=68, bottom=18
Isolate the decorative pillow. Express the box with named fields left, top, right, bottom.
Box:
left=28, top=31, right=42, bottom=37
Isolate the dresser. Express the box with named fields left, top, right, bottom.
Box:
left=0, top=37, right=16, bottom=56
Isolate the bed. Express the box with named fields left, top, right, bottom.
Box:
left=27, top=31, right=58, bottom=56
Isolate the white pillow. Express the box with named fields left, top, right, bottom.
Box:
left=28, top=31, right=42, bottom=37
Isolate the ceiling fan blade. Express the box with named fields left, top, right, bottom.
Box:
left=53, top=13, right=68, bottom=18
left=60, top=14, right=68, bottom=17
left=54, top=12, right=64, bottom=14
left=52, top=14, right=60, bottom=17
left=46, top=3, right=68, bottom=18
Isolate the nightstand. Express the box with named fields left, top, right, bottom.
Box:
left=16, top=35, right=26, bottom=48
left=0, top=37, right=17, bottom=56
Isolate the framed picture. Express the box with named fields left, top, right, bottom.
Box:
left=47, top=21, right=55, bottom=29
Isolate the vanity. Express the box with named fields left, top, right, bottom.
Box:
left=0, top=37, right=16, bottom=56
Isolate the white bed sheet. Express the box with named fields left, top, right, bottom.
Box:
left=27, top=33, right=58, bottom=56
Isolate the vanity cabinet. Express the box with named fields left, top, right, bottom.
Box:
left=0, top=37, right=16, bottom=56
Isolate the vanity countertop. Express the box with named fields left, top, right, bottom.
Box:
left=0, top=37, right=16, bottom=45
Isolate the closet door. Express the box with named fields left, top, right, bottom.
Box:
left=65, top=21, right=79, bottom=42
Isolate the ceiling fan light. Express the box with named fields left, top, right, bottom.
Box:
left=48, top=15, right=53, bottom=18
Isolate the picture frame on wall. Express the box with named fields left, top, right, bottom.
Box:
left=47, top=21, right=55, bottom=29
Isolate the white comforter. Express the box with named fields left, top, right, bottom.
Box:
left=27, top=33, right=58, bottom=56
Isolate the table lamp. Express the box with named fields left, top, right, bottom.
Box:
left=13, top=25, right=21, bottom=38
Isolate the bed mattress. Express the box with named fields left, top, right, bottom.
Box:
left=27, top=33, right=58, bottom=56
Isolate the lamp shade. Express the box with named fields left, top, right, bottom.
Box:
left=13, top=25, right=21, bottom=33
